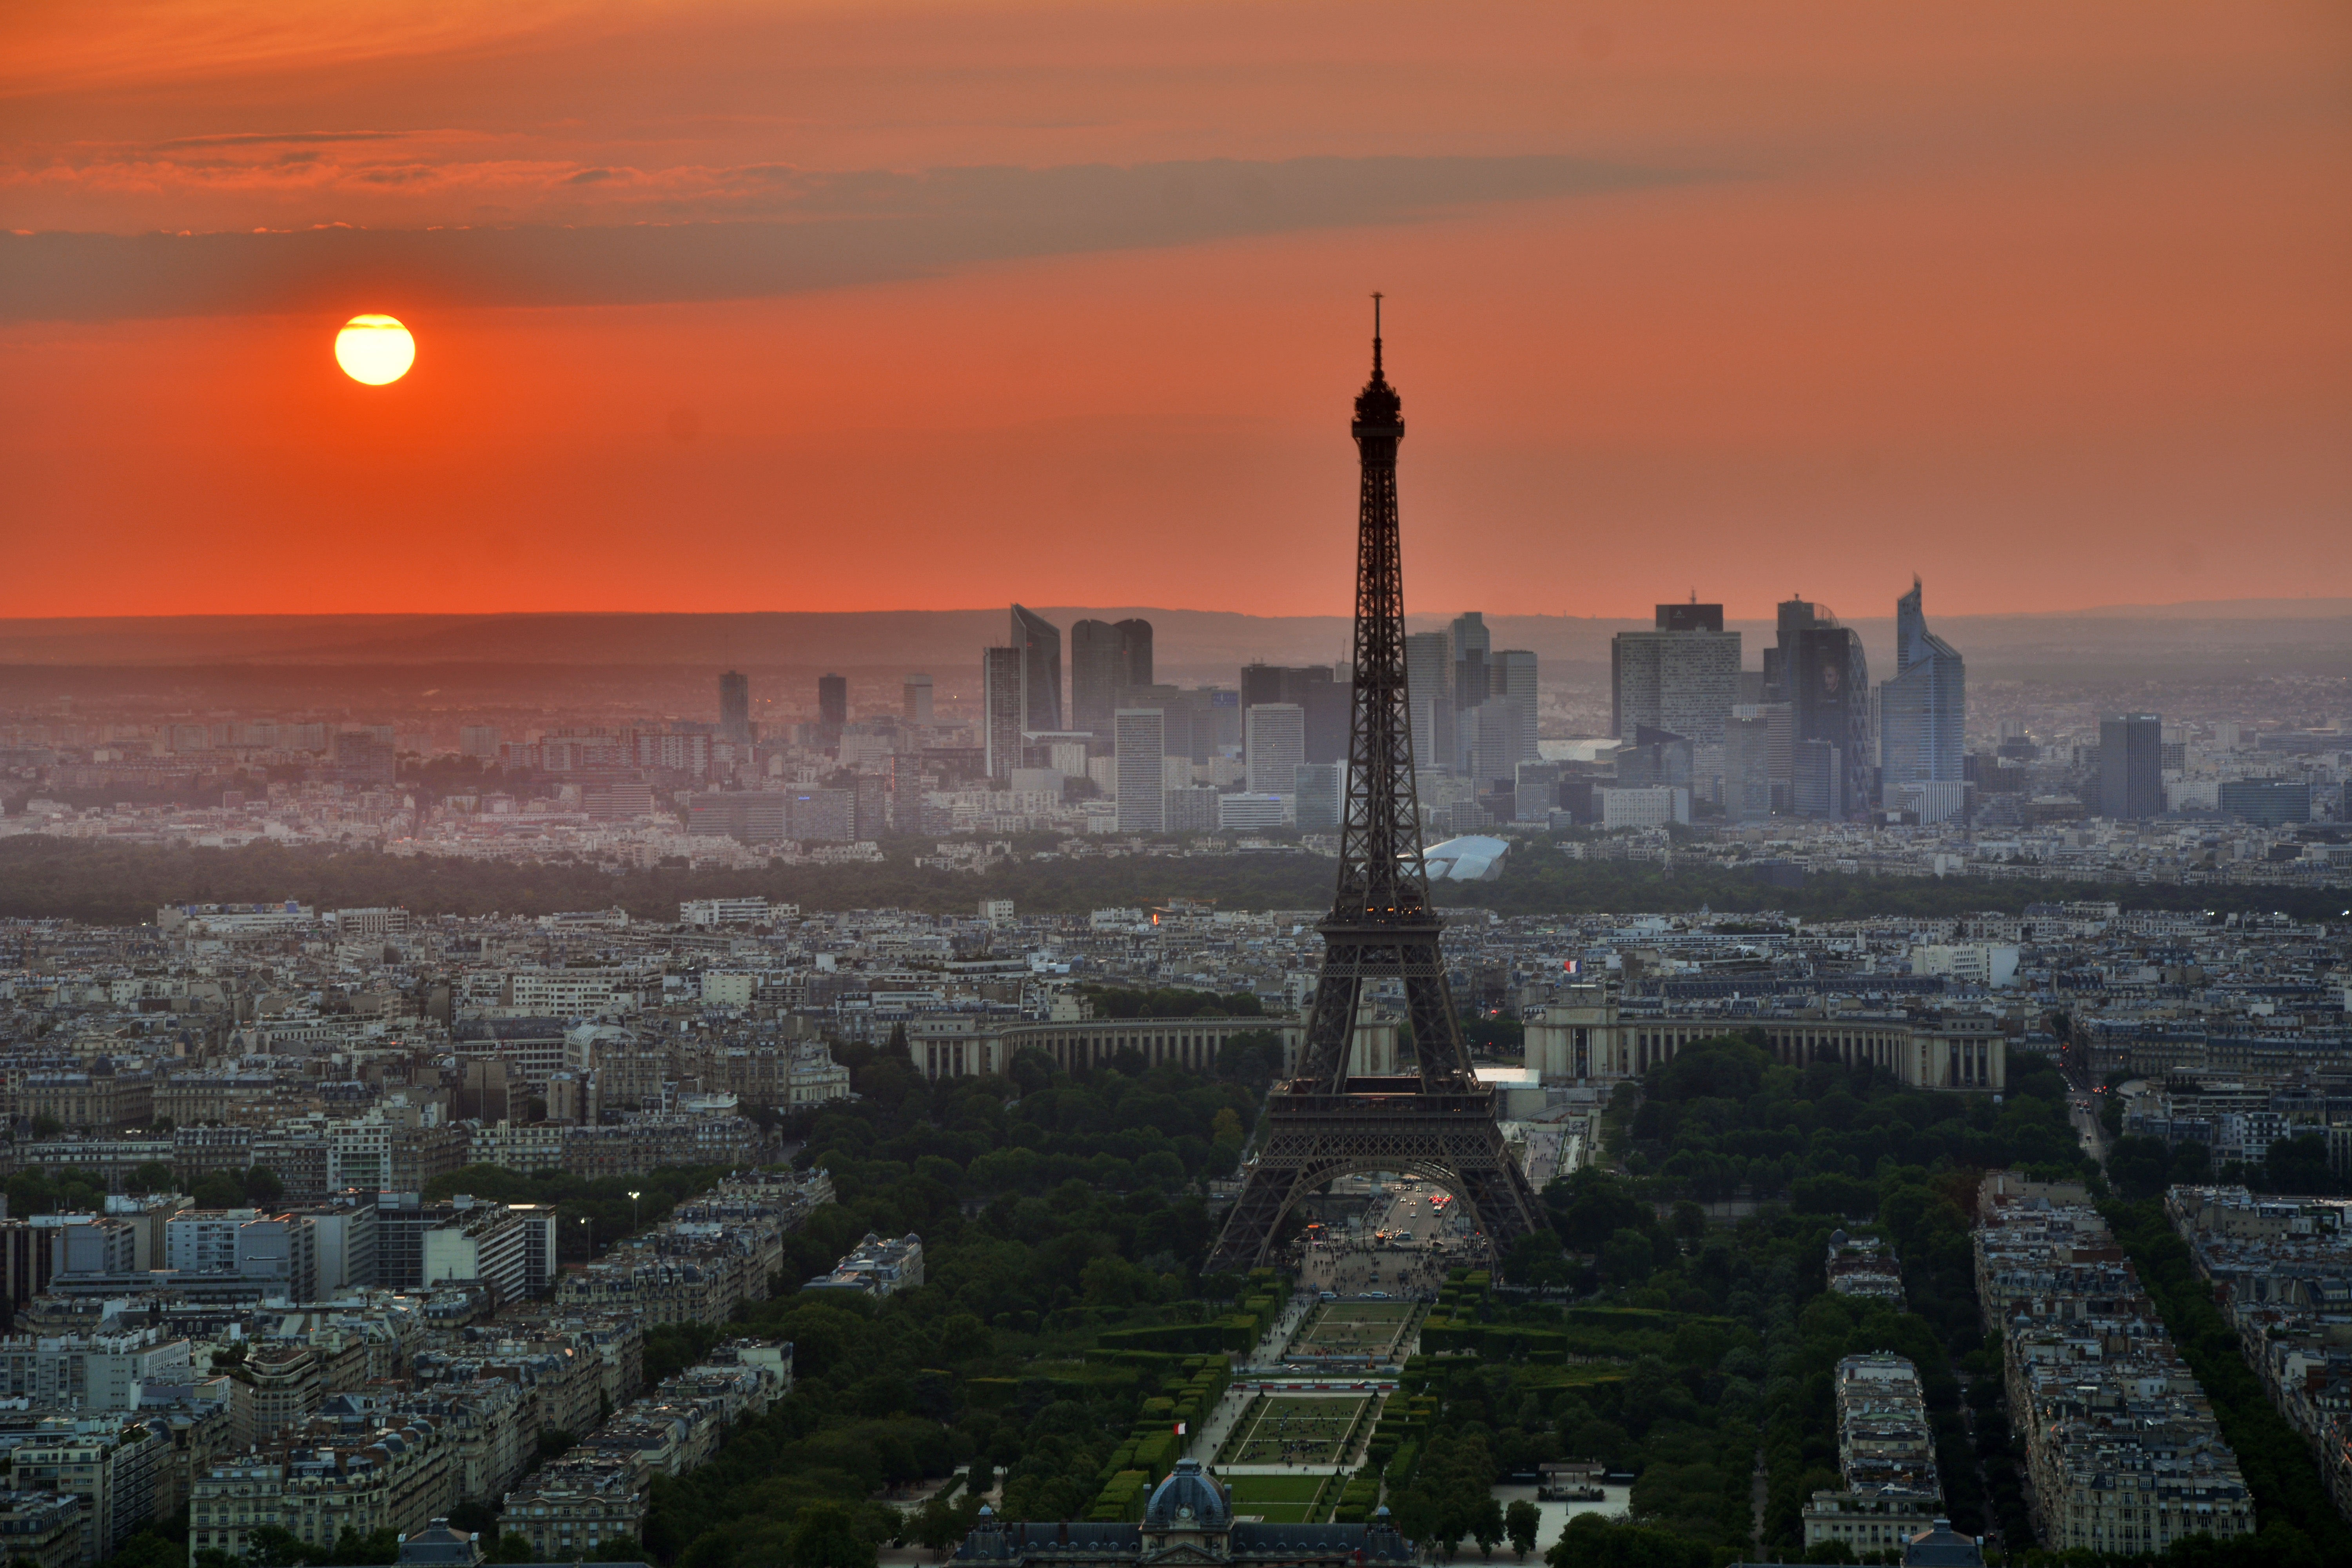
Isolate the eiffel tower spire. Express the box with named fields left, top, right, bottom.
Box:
left=1205, top=305, right=1543, bottom=1277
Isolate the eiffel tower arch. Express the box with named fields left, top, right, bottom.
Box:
left=1206, top=304, right=1544, bottom=1276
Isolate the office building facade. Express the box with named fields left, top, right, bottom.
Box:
left=1492, top=649, right=1539, bottom=766
left=2218, top=779, right=2309, bottom=827
left=1451, top=612, right=1492, bottom=719
left=1463, top=699, right=1523, bottom=785
left=1240, top=664, right=1350, bottom=767
left=1070, top=618, right=1152, bottom=735
left=1877, top=579, right=1965, bottom=811
left=1611, top=604, right=1740, bottom=749
left=1403, top=631, right=1455, bottom=776
left=717, top=671, right=751, bottom=743
left=1722, top=704, right=1787, bottom=821
left=334, top=731, right=397, bottom=788
left=1010, top=605, right=1063, bottom=732
left=1114, top=684, right=1219, bottom=765
left=815, top=674, right=847, bottom=735
left=1791, top=738, right=1843, bottom=818
left=1293, top=764, right=1343, bottom=831
left=1114, top=709, right=1165, bottom=833
left=901, top=673, right=933, bottom=725
left=1786, top=612, right=1870, bottom=818
left=2099, top=714, right=2163, bottom=820
left=1244, top=703, right=1306, bottom=797
left=980, top=647, right=1025, bottom=779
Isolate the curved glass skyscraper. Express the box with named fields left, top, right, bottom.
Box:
left=1877, top=578, right=1966, bottom=817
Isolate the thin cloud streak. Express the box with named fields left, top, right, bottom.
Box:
left=151, top=129, right=414, bottom=149
left=0, top=152, right=1714, bottom=321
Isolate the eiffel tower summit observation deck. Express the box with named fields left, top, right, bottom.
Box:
left=1204, top=303, right=1544, bottom=1276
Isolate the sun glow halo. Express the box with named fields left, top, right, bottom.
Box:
left=335, top=314, right=416, bottom=385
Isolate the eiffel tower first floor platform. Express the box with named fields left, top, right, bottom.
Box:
left=1205, top=1079, right=1545, bottom=1275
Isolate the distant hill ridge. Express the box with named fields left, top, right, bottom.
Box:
left=0, top=599, right=2347, bottom=683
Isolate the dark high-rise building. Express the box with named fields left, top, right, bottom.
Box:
left=1011, top=604, right=1063, bottom=732
left=1789, top=622, right=1869, bottom=817
left=1451, top=612, right=1491, bottom=717
left=1070, top=617, right=1152, bottom=735
left=718, top=670, right=751, bottom=743
left=1492, top=650, right=1538, bottom=766
left=1655, top=601, right=1724, bottom=633
left=1404, top=631, right=1454, bottom=772
left=2099, top=713, right=2164, bottom=820
left=816, top=673, right=848, bottom=733
left=1116, top=619, right=1152, bottom=686
left=334, top=731, right=397, bottom=788
left=1242, top=664, right=1352, bottom=766
left=1764, top=596, right=1823, bottom=704
left=981, top=647, right=1024, bottom=778
left=1070, top=620, right=1116, bottom=735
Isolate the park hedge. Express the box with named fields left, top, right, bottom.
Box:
left=1088, top=1470, right=1152, bottom=1523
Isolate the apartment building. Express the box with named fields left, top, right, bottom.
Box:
left=2165, top=1186, right=2352, bottom=1523
left=503, top=971, right=627, bottom=1016
left=466, top=1120, right=565, bottom=1174
left=2, top=1066, right=156, bottom=1131
left=420, top=1204, right=528, bottom=1305
left=190, top=1406, right=454, bottom=1563
left=499, top=1452, right=645, bottom=1560
left=1803, top=1352, right=1942, bottom=1553
left=0, top=1490, right=83, bottom=1568
left=11, top=1417, right=172, bottom=1563
left=1974, top=1174, right=2254, bottom=1553
left=0, top=1330, right=193, bottom=1413
left=803, top=1231, right=924, bottom=1298
left=163, top=1210, right=319, bottom=1302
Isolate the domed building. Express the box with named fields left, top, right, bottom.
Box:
left=955, top=1458, right=1414, bottom=1568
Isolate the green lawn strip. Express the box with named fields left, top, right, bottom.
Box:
left=1227, top=1474, right=1329, bottom=1504
left=1215, top=1394, right=1270, bottom=1465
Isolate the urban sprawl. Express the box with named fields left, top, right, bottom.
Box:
left=0, top=590, right=2348, bottom=1568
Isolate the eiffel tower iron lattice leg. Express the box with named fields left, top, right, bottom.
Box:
left=1207, top=303, right=1543, bottom=1276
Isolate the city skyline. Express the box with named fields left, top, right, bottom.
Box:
left=5, top=2, right=2348, bottom=619
left=5, top=7, right=2352, bottom=1567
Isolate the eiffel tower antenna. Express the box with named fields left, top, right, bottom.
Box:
left=1206, top=303, right=1544, bottom=1276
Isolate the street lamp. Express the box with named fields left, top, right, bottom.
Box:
left=628, top=1189, right=642, bottom=1232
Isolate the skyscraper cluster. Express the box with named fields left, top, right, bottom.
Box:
left=1609, top=582, right=1967, bottom=824
left=959, top=601, right=1539, bottom=838
left=1402, top=613, right=1539, bottom=784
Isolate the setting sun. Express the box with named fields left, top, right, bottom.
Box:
left=334, top=314, right=415, bottom=385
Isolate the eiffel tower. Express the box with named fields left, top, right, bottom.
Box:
left=1207, top=301, right=1544, bottom=1276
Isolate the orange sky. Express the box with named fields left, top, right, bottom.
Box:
left=4, top=0, right=2348, bottom=621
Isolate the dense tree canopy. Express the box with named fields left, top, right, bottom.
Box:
left=6, top=835, right=2345, bottom=927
